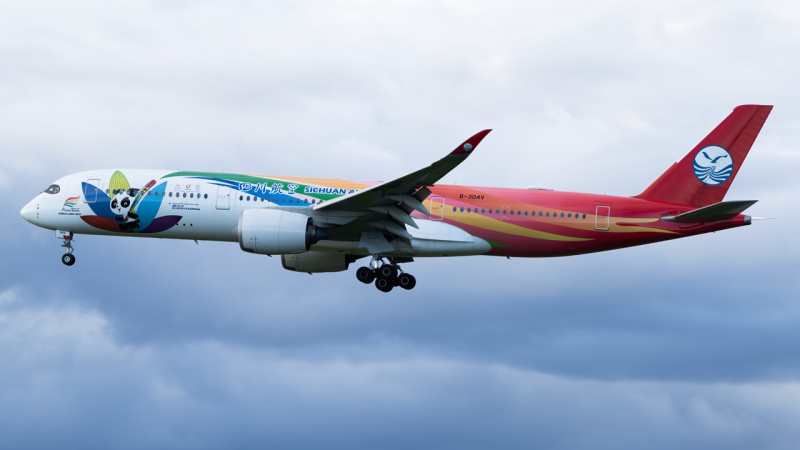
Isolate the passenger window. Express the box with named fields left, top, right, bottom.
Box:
left=539, top=211, right=542, bottom=216
left=560, top=212, right=564, bottom=218
left=282, top=198, right=285, bottom=203
left=190, top=193, right=194, bottom=198
left=204, top=194, right=208, bottom=199
left=517, top=210, right=521, bottom=215
left=183, top=193, right=187, bottom=198
left=155, top=191, right=159, bottom=197
left=510, top=210, right=514, bottom=215
left=503, top=210, right=507, bottom=214
left=525, top=211, right=528, bottom=216
left=239, top=195, right=243, bottom=200
left=482, top=208, right=485, bottom=213
left=312, top=199, right=316, bottom=204
left=247, top=196, right=250, bottom=201
left=453, top=207, right=457, bottom=212
left=496, top=209, right=500, bottom=214
left=583, top=214, right=586, bottom=219
left=304, top=199, right=308, bottom=204
left=169, top=192, right=173, bottom=197
left=546, top=212, right=550, bottom=217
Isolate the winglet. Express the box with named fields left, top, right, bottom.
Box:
left=449, top=129, right=492, bottom=156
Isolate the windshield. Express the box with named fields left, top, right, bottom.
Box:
left=43, top=184, right=60, bottom=194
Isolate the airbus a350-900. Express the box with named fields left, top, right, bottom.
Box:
left=20, top=105, right=772, bottom=292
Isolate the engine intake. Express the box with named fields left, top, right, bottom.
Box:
left=238, top=209, right=329, bottom=255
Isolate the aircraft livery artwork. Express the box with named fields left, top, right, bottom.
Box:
left=22, top=105, right=773, bottom=292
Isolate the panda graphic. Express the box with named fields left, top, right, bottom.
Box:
left=110, top=189, right=141, bottom=230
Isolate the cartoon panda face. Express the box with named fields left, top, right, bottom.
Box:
left=110, top=192, right=133, bottom=218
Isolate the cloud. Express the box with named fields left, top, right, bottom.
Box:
left=2, top=0, right=800, bottom=448
left=4, top=289, right=800, bottom=450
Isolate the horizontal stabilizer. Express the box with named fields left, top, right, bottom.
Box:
left=662, top=200, right=757, bottom=223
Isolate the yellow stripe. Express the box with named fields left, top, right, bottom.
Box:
left=440, top=203, right=592, bottom=242
left=244, top=175, right=370, bottom=190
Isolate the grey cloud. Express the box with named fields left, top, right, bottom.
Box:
left=2, top=0, right=800, bottom=448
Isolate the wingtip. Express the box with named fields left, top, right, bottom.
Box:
left=450, top=129, right=492, bottom=155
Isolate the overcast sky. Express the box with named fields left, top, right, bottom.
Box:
left=2, top=1, right=800, bottom=449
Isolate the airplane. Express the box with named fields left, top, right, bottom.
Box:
left=20, top=104, right=772, bottom=292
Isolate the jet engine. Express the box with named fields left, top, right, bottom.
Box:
left=281, top=252, right=350, bottom=273
left=238, top=209, right=329, bottom=255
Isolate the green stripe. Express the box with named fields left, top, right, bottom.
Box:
left=163, top=171, right=346, bottom=201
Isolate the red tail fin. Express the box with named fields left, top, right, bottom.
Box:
left=635, top=105, right=772, bottom=207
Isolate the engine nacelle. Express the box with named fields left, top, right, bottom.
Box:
left=281, top=252, right=349, bottom=273
left=238, top=209, right=327, bottom=255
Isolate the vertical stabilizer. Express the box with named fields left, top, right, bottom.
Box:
left=635, top=105, right=772, bottom=207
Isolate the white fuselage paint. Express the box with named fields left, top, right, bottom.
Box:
left=20, top=169, right=491, bottom=258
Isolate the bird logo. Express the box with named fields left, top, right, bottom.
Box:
left=693, top=145, right=733, bottom=185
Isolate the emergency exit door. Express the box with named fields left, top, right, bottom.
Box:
left=595, top=206, right=610, bottom=230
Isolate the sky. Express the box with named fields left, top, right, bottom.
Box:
left=2, top=0, right=800, bottom=448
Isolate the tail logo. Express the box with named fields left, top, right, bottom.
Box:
left=693, top=145, right=733, bottom=185
left=463, top=143, right=473, bottom=152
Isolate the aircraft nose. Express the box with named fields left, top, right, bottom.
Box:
left=20, top=200, right=34, bottom=223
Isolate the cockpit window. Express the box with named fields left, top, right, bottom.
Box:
left=43, top=184, right=60, bottom=194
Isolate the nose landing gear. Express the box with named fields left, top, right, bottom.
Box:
left=355, top=255, right=416, bottom=292
left=60, top=232, right=76, bottom=266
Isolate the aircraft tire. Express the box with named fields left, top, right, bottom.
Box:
left=62, top=253, right=75, bottom=266
left=398, top=273, right=416, bottom=290
left=356, top=266, right=375, bottom=284
left=377, top=264, right=397, bottom=280
left=375, top=277, right=393, bottom=292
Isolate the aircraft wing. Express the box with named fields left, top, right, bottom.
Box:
left=311, top=130, right=491, bottom=251
left=314, top=130, right=491, bottom=214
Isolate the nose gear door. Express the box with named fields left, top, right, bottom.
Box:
left=595, top=205, right=610, bottom=230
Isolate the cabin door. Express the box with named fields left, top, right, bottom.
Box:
left=595, top=206, right=610, bottom=230
left=429, top=196, right=445, bottom=220
left=215, top=185, right=231, bottom=210
left=83, top=178, right=101, bottom=204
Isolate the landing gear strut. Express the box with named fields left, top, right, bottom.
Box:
left=355, top=255, right=416, bottom=292
left=61, top=233, right=76, bottom=266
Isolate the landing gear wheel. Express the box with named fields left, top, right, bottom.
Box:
left=356, top=266, right=375, bottom=284
left=375, top=277, right=394, bottom=292
left=377, top=264, right=398, bottom=280
left=62, top=253, right=75, bottom=266
left=398, top=273, right=416, bottom=290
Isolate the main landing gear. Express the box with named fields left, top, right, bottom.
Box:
left=356, top=255, right=416, bottom=293
left=61, top=233, right=76, bottom=266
